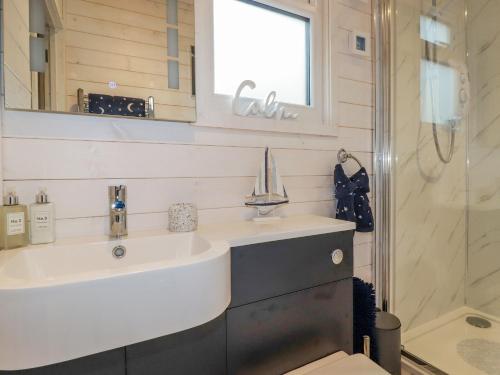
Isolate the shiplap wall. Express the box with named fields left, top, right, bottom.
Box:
left=64, top=0, right=196, bottom=121
left=3, top=0, right=31, bottom=109
left=1, top=0, right=374, bottom=281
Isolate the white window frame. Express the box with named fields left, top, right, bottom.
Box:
left=194, top=0, right=338, bottom=136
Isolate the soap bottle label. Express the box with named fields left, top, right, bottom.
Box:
left=7, top=212, right=25, bottom=235
left=34, top=211, right=50, bottom=230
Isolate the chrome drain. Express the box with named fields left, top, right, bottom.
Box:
left=466, top=316, right=491, bottom=329
left=112, top=245, right=126, bottom=259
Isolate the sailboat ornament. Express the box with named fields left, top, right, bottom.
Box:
left=245, top=147, right=289, bottom=219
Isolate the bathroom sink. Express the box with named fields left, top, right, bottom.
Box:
left=0, top=232, right=230, bottom=370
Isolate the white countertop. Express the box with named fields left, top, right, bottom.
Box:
left=13, top=215, right=355, bottom=250
left=198, top=214, right=355, bottom=247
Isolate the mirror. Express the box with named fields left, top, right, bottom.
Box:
left=3, top=0, right=196, bottom=122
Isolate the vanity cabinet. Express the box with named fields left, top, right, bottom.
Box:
left=227, top=231, right=354, bottom=375
left=1, top=229, right=354, bottom=375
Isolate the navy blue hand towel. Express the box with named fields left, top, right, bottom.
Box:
left=334, top=164, right=374, bottom=232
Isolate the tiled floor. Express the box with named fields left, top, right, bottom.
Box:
left=403, top=307, right=500, bottom=375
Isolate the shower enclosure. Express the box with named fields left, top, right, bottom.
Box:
left=375, top=0, right=500, bottom=374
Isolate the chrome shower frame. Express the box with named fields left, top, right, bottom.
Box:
left=373, top=0, right=394, bottom=313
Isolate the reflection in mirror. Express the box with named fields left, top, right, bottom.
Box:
left=3, top=0, right=196, bottom=122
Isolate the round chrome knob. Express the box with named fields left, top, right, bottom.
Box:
left=331, top=249, right=344, bottom=265
left=112, top=245, right=126, bottom=259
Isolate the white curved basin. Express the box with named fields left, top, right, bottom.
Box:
left=0, top=231, right=230, bottom=370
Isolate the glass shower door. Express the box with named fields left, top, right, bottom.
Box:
left=386, top=0, right=471, bottom=373
left=391, top=0, right=467, bottom=330
left=386, top=0, right=500, bottom=373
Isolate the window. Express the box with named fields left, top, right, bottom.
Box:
left=195, top=0, right=337, bottom=136
left=213, top=0, right=310, bottom=106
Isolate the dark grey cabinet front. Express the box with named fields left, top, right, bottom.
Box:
left=126, top=313, right=227, bottom=375
left=230, top=231, right=354, bottom=308
left=0, top=348, right=126, bottom=375
left=1, top=314, right=227, bottom=375
left=227, top=278, right=353, bottom=375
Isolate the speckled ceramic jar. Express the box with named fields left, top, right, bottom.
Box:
left=168, top=203, right=198, bottom=232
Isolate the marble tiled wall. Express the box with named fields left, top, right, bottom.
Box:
left=466, top=0, right=500, bottom=317
left=393, top=0, right=467, bottom=331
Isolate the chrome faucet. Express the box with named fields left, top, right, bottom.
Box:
left=109, top=185, right=127, bottom=238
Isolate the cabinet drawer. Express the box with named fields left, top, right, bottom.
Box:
left=230, top=231, right=353, bottom=308
left=227, top=279, right=353, bottom=375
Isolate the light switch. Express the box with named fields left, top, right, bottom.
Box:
left=350, top=31, right=371, bottom=57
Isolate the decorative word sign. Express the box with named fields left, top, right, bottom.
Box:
left=232, top=80, right=299, bottom=120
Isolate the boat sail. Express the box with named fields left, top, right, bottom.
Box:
left=245, top=147, right=289, bottom=216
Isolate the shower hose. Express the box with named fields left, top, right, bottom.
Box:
left=432, top=120, right=455, bottom=164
